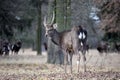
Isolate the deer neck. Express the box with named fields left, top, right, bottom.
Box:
left=49, top=29, right=60, bottom=46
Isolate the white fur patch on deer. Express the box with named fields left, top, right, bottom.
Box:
left=78, top=32, right=86, bottom=46
left=78, top=32, right=86, bottom=39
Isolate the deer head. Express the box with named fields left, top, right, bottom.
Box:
left=43, top=12, right=57, bottom=37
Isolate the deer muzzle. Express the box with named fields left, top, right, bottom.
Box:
left=45, top=33, right=48, bottom=37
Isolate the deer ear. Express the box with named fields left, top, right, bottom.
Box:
left=53, top=23, right=58, bottom=29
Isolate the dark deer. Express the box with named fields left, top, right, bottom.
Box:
left=43, top=12, right=87, bottom=73
left=97, top=41, right=109, bottom=54
left=11, top=41, right=22, bottom=55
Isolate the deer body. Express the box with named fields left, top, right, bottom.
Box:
left=47, top=29, right=80, bottom=73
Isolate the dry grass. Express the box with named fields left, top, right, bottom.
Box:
left=0, top=49, right=120, bottom=80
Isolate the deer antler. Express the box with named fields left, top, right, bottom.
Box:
left=43, top=16, right=47, bottom=27
left=43, top=11, right=55, bottom=27
left=50, top=11, right=55, bottom=25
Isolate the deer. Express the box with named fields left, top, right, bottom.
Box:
left=11, top=41, right=22, bottom=55
left=43, top=12, right=87, bottom=73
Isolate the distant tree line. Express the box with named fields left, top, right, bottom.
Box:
left=0, top=0, right=48, bottom=54
left=95, top=0, right=120, bottom=42
left=0, top=0, right=33, bottom=41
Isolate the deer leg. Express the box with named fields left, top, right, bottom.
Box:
left=69, top=53, right=73, bottom=73
left=83, top=55, right=86, bottom=72
left=100, top=52, right=107, bottom=68
left=64, top=53, right=68, bottom=73
left=77, top=53, right=80, bottom=72
left=82, top=51, right=86, bottom=72
left=11, top=51, right=13, bottom=55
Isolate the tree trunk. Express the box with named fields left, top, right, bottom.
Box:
left=36, top=2, right=42, bottom=55
left=47, top=0, right=64, bottom=64
left=47, top=0, right=71, bottom=64
left=47, top=0, right=57, bottom=64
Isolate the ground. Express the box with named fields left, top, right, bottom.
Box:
left=0, top=49, right=120, bottom=80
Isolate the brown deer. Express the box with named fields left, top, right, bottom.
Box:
left=43, top=12, right=87, bottom=73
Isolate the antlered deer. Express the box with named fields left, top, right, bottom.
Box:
left=43, top=12, right=87, bottom=73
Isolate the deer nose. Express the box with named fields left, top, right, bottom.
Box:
left=45, top=34, right=48, bottom=37
left=45, top=33, right=48, bottom=37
